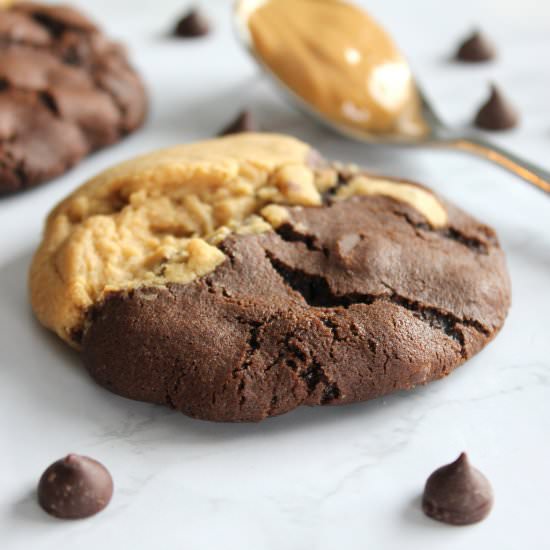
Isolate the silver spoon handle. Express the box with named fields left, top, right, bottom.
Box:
left=440, top=136, right=550, bottom=194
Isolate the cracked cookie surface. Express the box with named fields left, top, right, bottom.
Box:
left=30, top=133, right=511, bottom=422
left=0, top=1, right=147, bottom=194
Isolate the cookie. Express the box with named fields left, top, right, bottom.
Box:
left=30, top=133, right=511, bottom=422
left=0, top=2, right=147, bottom=195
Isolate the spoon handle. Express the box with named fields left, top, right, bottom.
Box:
left=441, top=136, right=550, bottom=194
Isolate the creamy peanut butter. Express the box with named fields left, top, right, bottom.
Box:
left=245, top=0, right=427, bottom=137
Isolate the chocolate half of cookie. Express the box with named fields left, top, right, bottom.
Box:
left=30, top=134, right=511, bottom=422
left=0, top=2, right=148, bottom=195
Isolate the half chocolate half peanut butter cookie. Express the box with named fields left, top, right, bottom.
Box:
left=30, top=134, right=510, bottom=422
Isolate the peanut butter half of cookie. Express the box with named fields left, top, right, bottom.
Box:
left=30, top=133, right=510, bottom=422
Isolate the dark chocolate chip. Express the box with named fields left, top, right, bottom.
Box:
left=38, top=454, right=113, bottom=519
left=474, top=84, right=519, bottom=131
left=218, top=110, right=257, bottom=136
left=172, top=9, right=210, bottom=38
left=422, top=452, right=493, bottom=525
left=456, top=30, right=496, bottom=62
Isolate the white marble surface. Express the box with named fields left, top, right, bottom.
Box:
left=1, top=0, right=549, bottom=548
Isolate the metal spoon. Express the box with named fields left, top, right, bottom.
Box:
left=234, top=0, right=550, bottom=194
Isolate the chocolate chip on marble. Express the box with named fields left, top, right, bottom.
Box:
left=172, top=9, right=210, bottom=38
left=38, top=454, right=113, bottom=519
left=456, top=30, right=496, bottom=62
left=218, top=110, right=258, bottom=136
left=422, top=452, right=493, bottom=525
left=474, top=84, right=519, bottom=130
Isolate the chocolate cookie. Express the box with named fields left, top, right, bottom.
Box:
left=30, top=134, right=510, bottom=422
left=0, top=2, right=147, bottom=195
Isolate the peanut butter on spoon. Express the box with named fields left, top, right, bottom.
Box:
left=236, top=1, right=550, bottom=192
left=246, top=0, right=427, bottom=137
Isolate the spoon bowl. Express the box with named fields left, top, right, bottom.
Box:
left=234, top=0, right=550, bottom=193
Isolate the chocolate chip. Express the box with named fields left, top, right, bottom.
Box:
left=172, top=9, right=210, bottom=38
left=474, top=84, right=519, bottom=131
left=422, top=452, right=493, bottom=525
left=38, top=454, right=113, bottom=519
left=218, top=110, right=257, bottom=136
left=456, top=30, right=496, bottom=62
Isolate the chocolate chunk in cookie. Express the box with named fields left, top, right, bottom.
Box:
left=0, top=2, right=147, bottom=195
left=30, top=134, right=510, bottom=422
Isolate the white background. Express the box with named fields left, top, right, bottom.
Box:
left=1, top=0, right=549, bottom=548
